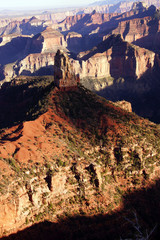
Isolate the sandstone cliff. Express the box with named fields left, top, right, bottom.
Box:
left=0, top=33, right=156, bottom=93
left=40, top=27, right=67, bottom=53
left=57, top=11, right=119, bottom=33
left=71, top=35, right=155, bottom=91
left=0, top=28, right=68, bottom=81
left=14, top=28, right=67, bottom=76
left=16, top=53, right=55, bottom=76
left=54, top=49, right=79, bottom=89
left=115, top=100, right=132, bottom=112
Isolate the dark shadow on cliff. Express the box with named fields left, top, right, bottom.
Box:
left=98, top=6, right=156, bottom=44
left=0, top=76, right=55, bottom=129
left=79, top=34, right=123, bottom=61
left=95, top=65, right=160, bottom=123
left=2, top=179, right=160, bottom=240
left=111, top=5, right=156, bottom=22
left=66, top=36, right=83, bottom=53
left=0, top=33, right=44, bottom=66
left=20, top=65, right=54, bottom=77
left=67, top=6, right=157, bottom=50
left=66, top=6, right=156, bottom=37
left=133, top=32, right=160, bottom=53
left=0, top=37, right=31, bottom=66
left=20, top=21, right=46, bottom=36
left=132, top=16, right=160, bottom=53
left=66, top=13, right=99, bottom=35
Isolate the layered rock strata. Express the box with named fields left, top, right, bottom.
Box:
left=71, top=35, right=155, bottom=89
left=54, top=50, right=79, bottom=89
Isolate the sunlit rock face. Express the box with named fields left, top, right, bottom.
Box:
left=54, top=50, right=79, bottom=89
left=72, top=34, right=155, bottom=82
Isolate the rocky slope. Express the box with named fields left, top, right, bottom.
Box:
left=0, top=75, right=160, bottom=238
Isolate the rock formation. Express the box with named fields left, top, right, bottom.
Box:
left=0, top=28, right=68, bottom=82
left=55, top=5, right=159, bottom=53
left=39, top=27, right=67, bottom=53
left=54, top=50, right=79, bottom=89
left=115, top=100, right=132, bottom=112
left=0, top=33, right=156, bottom=90
left=71, top=34, right=155, bottom=91
left=0, top=3, right=159, bottom=88
left=16, top=52, right=55, bottom=76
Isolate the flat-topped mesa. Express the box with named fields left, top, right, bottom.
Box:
left=54, top=50, right=80, bottom=90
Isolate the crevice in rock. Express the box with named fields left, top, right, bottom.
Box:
left=114, top=147, right=123, bottom=165
left=86, top=163, right=99, bottom=188
left=25, top=182, right=33, bottom=203
left=71, top=163, right=85, bottom=197
left=123, top=22, right=130, bottom=40
left=45, top=171, right=52, bottom=191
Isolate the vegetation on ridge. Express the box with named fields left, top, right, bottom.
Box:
left=0, top=77, right=160, bottom=239
left=0, top=76, right=55, bottom=129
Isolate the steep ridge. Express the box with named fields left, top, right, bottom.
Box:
left=58, top=11, right=119, bottom=34
left=0, top=74, right=160, bottom=238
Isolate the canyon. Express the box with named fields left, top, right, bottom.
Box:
left=1, top=2, right=160, bottom=238
left=1, top=3, right=160, bottom=82
left=0, top=2, right=160, bottom=124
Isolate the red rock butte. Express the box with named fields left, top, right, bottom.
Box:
left=54, top=49, right=80, bottom=90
